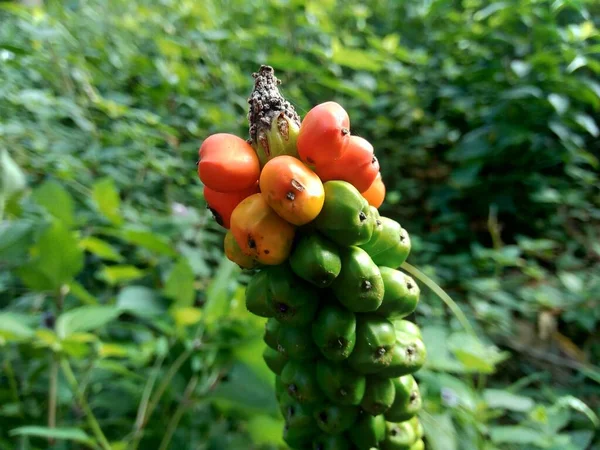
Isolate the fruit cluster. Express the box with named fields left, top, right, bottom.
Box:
left=198, top=66, right=426, bottom=450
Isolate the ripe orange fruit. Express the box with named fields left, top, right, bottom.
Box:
left=259, top=155, right=325, bottom=226
left=361, top=173, right=386, bottom=208
left=204, top=182, right=260, bottom=229
left=314, top=135, right=380, bottom=192
left=198, top=133, right=260, bottom=192
left=297, top=102, right=351, bottom=166
left=230, top=193, right=296, bottom=265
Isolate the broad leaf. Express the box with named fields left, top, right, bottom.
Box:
left=92, top=177, right=123, bottom=225
left=32, top=180, right=75, bottom=227
left=56, top=305, right=121, bottom=339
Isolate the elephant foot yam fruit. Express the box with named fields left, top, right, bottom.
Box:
left=360, top=376, right=396, bottom=416
left=263, top=346, right=288, bottom=375
left=361, top=172, right=386, bottom=208
left=381, top=420, right=417, bottom=450
left=410, top=439, right=425, bottom=450
left=267, top=264, right=319, bottom=326
left=372, top=227, right=412, bottom=268
left=348, top=412, right=386, bottom=450
left=311, top=433, right=352, bottom=450
left=198, top=133, right=260, bottom=192
left=386, top=375, right=422, bottom=422
left=314, top=181, right=375, bottom=247
left=332, top=246, right=384, bottom=312
left=316, top=360, right=366, bottom=406
left=244, top=270, right=273, bottom=318
left=315, top=135, right=380, bottom=193
left=230, top=193, right=296, bottom=265
left=312, top=303, right=356, bottom=362
left=377, top=333, right=427, bottom=378
left=290, top=233, right=341, bottom=288
left=277, top=325, right=319, bottom=361
left=360, top=216, right=401, bottom=258
left=313, top=403, right=359, bottom=434
left=376, top=267, right=420, bottom=318
left=264, top=317, right=282, bottom=349
left=348, top=315, right=396, bottom=374
left=204, top=182, right=259, bottom=229
left=224, top=230, right=260, bottom=270
left=260, top=155, right=325, bottom=225
left=281, top=360, right=321, bottom=405
left=297, top=101, right=351, bottom=166
left=391, top=319, right=423, bottom=340
left=409, top=416, right=424, bottom=440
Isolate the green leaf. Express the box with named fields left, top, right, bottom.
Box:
left=92, top=178, right=123, bottom=225
left=421, top=412, right=457, bottom=450
left=79, top=236, right=123, bottom=262
left=163, top=258, right=195, bottom=306
left=555, top=396, right=599, bottom=427
left=331, top=38, right=382, bottom=71
left=574, top=113, right=599, bottom=137
left=0, top=312, right=35, bottom=342
left=448, top=333, right=509, bottom=374
left=56, top=305, right=121, bottom=339
left=107, top=227, right=177, bottom=257
left=489, top=426, right=546, bottom=445
left=0, top=148, right=26, bottom=201
left=483, top=389, right=535, bottom=412
left=548, top=94, right=569, bottom=115
left=18, top=220, right=84, bottom=291
left=116, top=285, right=165, bottom=318
left=31, top=180, right=75, bottom=227
left=9, top=427, right=93, bottom=445
left=0, top=219, right=35, bottom=265
left=203, top=257, right=240, bottom=324
left=99, top=265, right=146, bottom=285
left=68, top=281, right=97, bottom=305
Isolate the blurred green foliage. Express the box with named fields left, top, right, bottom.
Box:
left=1, top=0, right=599, bottom=449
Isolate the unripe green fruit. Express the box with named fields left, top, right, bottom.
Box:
left=312, top=433, right=352, bottom=450
left=314, top=181, right=375, bottom=247
left=332, top=247, right=384, bottom=312
left=281, top=360, right=321, bottom=404
left=377, top=332, right=427, bottom=378
left=409, top=416, right=424, bottom=440
left=316, top=360, right=366, bottom=406
left=312, top=303, right=356, bottom=362
left=360, top=376, right=396, bottom=416
left=267, top=264, right=320, bottom=326
left=391, top=319, right=422, bottom=340
left=264, top=317, right=282, bottom=349
left=372, top=227, right=411, bottom=269
left=263, top=346, right=288, bottom=375
left=278, top=325, right=319, bottom=361
left=290, top=233, right=342, bottom=288
left=359, top=217, right=401, bottom=257
left=275, top=376, right=285, bottom=402
left=348, top=315, right=396, bottom=374
left=376, top=268, right=419, bottom=318
left=410, top=439, right=425, bottom=450
left=385, top=375, right=422, bottom=422
left=245, top=270, right=273, bottom=317
left=313, top=403, right=359, bottom=434
left=380, top=420, right=417, bottom=450
left=348, top=412, right=386, bottom=449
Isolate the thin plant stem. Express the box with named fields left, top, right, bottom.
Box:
left=60, top=359, right=112, bottom=450
left=157, top=376, right=199, bottom=450
left=401, top=262, right=476, bottom=336
left=3, top=355, right=22, bottom=415
left=48, top=356, right=58, bottom=445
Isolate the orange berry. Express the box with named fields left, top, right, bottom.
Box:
left=361, top=173, right=386, bottom=208
left=204, top=182, right=260, bottom=229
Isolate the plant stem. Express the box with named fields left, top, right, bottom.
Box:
left=60, top=358, right=112, bottom=450
left=401, top=262, right=476, bottom=335
left=157, top=375, right=198, bottom=450
left=3, top=355, right=22, bottom=415
left=48, top=356, right=58, bottom=445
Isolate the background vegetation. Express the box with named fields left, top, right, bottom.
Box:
left=1, top=0, right=599, bottom=449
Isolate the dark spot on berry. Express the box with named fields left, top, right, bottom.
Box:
left=196, top=160, right=200, bottom=166
left=377, top=347, right=387, bottom=356
left=288, top=384, right=297, bottom=393
left=318, top=412, right=328, bottom=423
left=407, top=282, right=413, bottom=289
left=277, top=303, right=289, bottom=313
left=372, top=156, right=377, bottom=165
left=287, top=406, right=295, bottom=418
left=391, top=427, right=399, bottom=436
left=286, top=191, right=295, bottom=201
left=361, top=280, right=372, bottom=291
left=291, top=178, right=305, bottom=192
left=400, top=233, right=406, bottom=242
left=264, top=249, right=270, bottom=254
left=376, top=219, right=382, bottom=226
left=307, top=156, right=314, bottom=164
left=208, top=207, right=223, bottom=226
left=410, top=392, right=418, bottom=402
left=359, top=211, right=367, bottom=222
left=407, top=345, right=415, bottom=356
left=247, top=236, right=256, bottom=249
left=341, top=127, right=350, bottom=136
